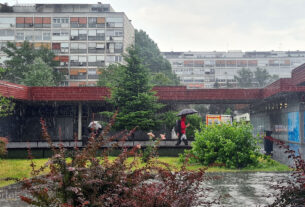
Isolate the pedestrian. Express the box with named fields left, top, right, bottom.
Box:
left=88, top=121, right=102, bottom=137
left=175, top=115, right=190, bottom=146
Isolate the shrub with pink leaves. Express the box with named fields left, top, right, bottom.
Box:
left=21, top=115, right=214, bottom=207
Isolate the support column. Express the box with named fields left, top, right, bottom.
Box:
left=78, top=103, right=82, bottom=140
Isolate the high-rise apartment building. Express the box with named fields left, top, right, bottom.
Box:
left=0, top=3, right=134, bottom=86
left=163, top=51, right=305, bottom=88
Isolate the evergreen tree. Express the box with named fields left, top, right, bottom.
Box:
left=109, top=47, right=163, bottom=131
left=135, top=29, right=179, bottom=86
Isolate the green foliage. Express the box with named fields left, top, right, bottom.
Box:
left=1, top=41, right=61, bottom=86
left=254, top=67, right=271, bottom=87
left=97, top=64, right=123, bottom=87
left=141, top=133, right=165, bottom=163
left=108, top=47, right=163, bottom=131
left=135, top=29, right=179, bottom=86
left=185, top=114, right=202, bottom=138
left=23, top=58, right=56, bottom=86
left=157, top=111, right=178, bottom=130
left=0, top=95, right=15, bottom=117
left=234, top=68, right=253, bottom=88
left=191, top=122, right=260, bottom=168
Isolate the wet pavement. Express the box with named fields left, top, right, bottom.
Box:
left=200, top=172, right=290, bottom=207
left=0, top=172, right=290, bottom=207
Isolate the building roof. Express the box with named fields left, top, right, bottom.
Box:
left=1, top=63, right=305, bottom=104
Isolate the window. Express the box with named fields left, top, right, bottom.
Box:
left=70, top=56, right=87, bottom=66
left=53, top=17, right=69, bottom=28
left=106, top=17, right=123, bottom=28
left=0, top=18, right=15, bottom=28
left=24, top=31, right=33, bottom=41
left=16, top=32, right=24, bottom=41
left=70, top=43, right=87, bottom=53
left=43, top=32, right=51, bottom=40
left=34, top=31, right=42, bottom=41
left=70, top=17, right=87, bottom=28
left=53, top=29, right=69, bottom=40
left=88, top=42, right=104, bottom=54
left=114, top=43, right=123, bottom=53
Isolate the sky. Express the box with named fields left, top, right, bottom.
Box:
left=3, top=0, right=305, bottom=52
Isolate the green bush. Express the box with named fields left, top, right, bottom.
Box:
left=157, top=111, right=177, bottom=130
left=191, top=122, right=260, bottom=168
left=185, top=114, right=202, bottom=138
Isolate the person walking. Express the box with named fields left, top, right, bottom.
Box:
left=175, top=115, right=190, bottom=146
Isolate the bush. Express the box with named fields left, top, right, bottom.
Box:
left=266, top=136, right=305, bottom=206
left=190, top=122, right=260, bottom=168
left=0, top=137, right=8, bottom=157
left=20, top=116, right=213, bottom=207
left=185, top=114, right=202, bottom=139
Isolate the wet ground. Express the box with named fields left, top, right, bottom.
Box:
left=0, top=172, right=290, bottom=207
left=200, top=172, right=290, bottom=207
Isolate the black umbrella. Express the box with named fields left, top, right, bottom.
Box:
left=177, top=109, right=198, bottom=116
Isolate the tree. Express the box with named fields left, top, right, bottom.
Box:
left=234, top=68, right=253, bottom=88
left=150, top=72, right=173, bottom=86
left=23, top=58, right=55, bottom=86
left=254, top=67, right=271, bottom=87
left=135, top=29, right=179, bottom=86
left=269, top=74, right=280, bottom=84
left=108, top=47, right=163, bottom=131
left=97, top=64, right=122, bottom=87
left=1, top=41, right=61, bottom=86
left=0, top=95, right=15, bottom=117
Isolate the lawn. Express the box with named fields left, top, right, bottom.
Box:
left=0, top=156, right=290, bottom=187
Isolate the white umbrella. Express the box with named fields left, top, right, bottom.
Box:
left=88, top=121, right=102, bottom=130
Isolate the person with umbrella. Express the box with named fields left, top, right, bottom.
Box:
left=88, top=121, right=103, bottom=137
left=175, top=109, right=197, bottom=146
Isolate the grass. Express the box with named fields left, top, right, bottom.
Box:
left=0, top=156, right=290, bottom=187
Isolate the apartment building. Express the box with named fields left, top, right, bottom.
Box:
left=0, top=3, right=135, bottom=86
left=163, top=51, right=305, bottom=88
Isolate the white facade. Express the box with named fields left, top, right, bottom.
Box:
left=0, top=3, right=135, bottom=86
left=163, top=51, right=305, bottom=88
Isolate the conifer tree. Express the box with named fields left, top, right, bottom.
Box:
left=109, top=47, right=163, bottom=130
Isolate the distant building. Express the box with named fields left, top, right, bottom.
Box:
left=162, top=50, right=305, bottom=88
left=0, top=3, right=135, bottom=86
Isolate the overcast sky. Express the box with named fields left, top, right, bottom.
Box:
left=4, top=0, right=305, bottom=52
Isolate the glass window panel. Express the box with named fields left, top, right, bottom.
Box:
left=88, top=30, right=96, bottom=36
left=79, top=29, right=87, bottom=34
left=88, top=42, right=96, bottom=47
left=97, top=56, right=105, bottom=61
left=71, top=43, right=78, bottom=49
left=79, top=43, right=86, bottom=49
left=106, top=17, right=123, bottom=23
left=88, top=56, right=96, bottom=62
left=79, top=56, right=87, bottom=62
left=71, top=30, right=78, bottom=36
left=61, top=42, right=69, bottom=48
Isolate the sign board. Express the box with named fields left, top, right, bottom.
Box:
left=206, top=114, right=232, bottom=125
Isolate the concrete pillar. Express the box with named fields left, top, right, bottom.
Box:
left=78, top=103, right=82, bottom=140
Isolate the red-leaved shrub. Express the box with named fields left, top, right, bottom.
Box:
left=0, top=137, right=8, bottom=157
left=21, top=114, right=214, bottom=207
left=265, top=136, right=305, bottom=207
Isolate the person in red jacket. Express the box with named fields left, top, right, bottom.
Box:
left=175, top=115, right=190, bottom=146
